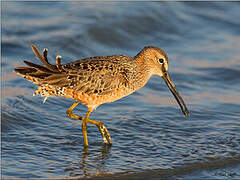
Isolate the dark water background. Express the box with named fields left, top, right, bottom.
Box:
left=2, top=2, right=240, bottom=179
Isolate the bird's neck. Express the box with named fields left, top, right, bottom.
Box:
left=134, top=51, right=153, bottom=76
left=132, top=54, right=152, bottom=90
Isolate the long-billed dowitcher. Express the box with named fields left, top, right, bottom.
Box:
left=14, top=43, right=190, bottom=147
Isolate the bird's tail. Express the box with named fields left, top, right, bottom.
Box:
left=14, top=43, right=63, bottom=85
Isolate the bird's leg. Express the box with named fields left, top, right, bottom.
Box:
left=87, top=119, right=112, bottom=145
left=82, top=111, right=91, bottom=147
left=66, top=101, right=83, bottom=120
left=66, top=102, right=112, bottom=145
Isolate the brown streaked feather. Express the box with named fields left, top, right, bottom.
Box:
left=43, top=74, right=66, bottom=81
left=31, top=43, right=58, bottom=72
left=23, top=60, right=57, bottom=74
left=28, top=72, right=51, bottom=79
left=47, top=79, right=70, bottom=86
left=14, top=44, right=62, bottom=86
left=43, top=48, right=49, bottom=63
left=14, top=67, right=37, bottom=75
left=56, top=55, right=64, bottom=72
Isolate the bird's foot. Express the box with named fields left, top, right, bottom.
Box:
left=97, top=123, right=112, bottom=145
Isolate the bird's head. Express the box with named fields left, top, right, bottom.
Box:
left=138, top=46, right=190, bottom=117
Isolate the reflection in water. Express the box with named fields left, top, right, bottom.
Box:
left=65, top=145, right=112, bottom=177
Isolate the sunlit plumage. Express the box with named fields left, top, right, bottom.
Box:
left=14, top=43, right=190, bottom=147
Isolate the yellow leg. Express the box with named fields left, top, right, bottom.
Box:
left=87, top=119, right=112, bottom=145
left=82, top=111, right=91, bottom=147
left=66, top=101, right=83, bottom=120
left=66, top=102, right=112, bottom=145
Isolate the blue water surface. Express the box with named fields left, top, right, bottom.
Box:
left=2, top=2, right=240, bottom=179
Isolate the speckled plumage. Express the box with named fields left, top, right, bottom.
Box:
left=15, top=45, right=155, bottom=111
left=14, top=43, right=189, bottom=147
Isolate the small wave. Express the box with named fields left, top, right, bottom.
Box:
left=88, top=155, right=240, bottom=180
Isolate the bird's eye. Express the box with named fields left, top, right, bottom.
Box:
left=158, top=58, right=164, bottom=64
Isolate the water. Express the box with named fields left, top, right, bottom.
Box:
left=2, top=2, right=240, bottom=179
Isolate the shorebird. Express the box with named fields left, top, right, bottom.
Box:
left=14, top=43, right=190, bottom=147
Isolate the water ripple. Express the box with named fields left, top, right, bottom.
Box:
left=2, top=2, right=240, bottom=179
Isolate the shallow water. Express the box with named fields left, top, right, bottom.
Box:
left=2, top=2, right=240, bottom=179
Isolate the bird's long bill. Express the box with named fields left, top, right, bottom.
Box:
left=162, top=72, right=190, bottom=117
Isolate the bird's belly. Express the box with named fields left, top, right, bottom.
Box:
left=74, top=88, right=135, bottom=110
left=34, top=85, right=135, bottom=111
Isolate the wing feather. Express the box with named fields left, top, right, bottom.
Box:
left=50, top=55, right=134, bottom=95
